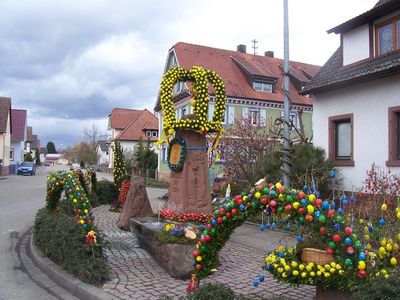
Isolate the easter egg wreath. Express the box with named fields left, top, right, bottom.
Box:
left=160, top=66, right=226, bottom=136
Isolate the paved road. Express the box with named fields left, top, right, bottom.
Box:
left=0, top=165, right=70, bottom=300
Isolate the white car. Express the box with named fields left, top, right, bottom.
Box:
left=70, top=163, right=81, bottom=171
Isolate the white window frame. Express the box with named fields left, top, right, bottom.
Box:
left=146, top=131, right=152, bottom=137
left=249, top=109, right=259, bottom=125
left=253, top=81, right=273, bottom=93
left=152, top=131, right=158, bottom=137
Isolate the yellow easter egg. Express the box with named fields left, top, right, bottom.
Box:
left=308, top=194, right=316, bottom=203
left=292, top=270, right=299, bottom=276
left=390, top=257, right=397, bottom=266
left=381, top=203, right=388, bottom=211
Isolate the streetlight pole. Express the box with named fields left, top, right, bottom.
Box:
left=282, top=0, right=291, bottom=187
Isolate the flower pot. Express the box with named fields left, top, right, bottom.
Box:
left=301, top=248, right=333, bottom=265
left=316, top=283, right=351, bottom=300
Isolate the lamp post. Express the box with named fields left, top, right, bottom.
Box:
left=282, top=0, right=291, bottom=187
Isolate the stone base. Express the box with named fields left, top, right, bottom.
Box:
left=130, top=217, right=194, bottom=279
left=316, top=284, right=351, bottom=300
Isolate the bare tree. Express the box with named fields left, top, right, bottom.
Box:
left=218, top=117, right=278, bottom=191
left=84, top=124, right=108, bottom=150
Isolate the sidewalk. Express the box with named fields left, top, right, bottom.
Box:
left=93, top=187, right=316, bottom=300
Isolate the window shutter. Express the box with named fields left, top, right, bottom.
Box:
left=228, top=106, right=235, bottom=124
left=242, top=107, right=249, bottom=124
left=260, top=109, right=267, bottom=126
left=208, top=103, right=215, bottom=121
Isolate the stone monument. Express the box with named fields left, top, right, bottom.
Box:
left=165, top=125, right=211, bottom=213
left=117, top=175, right=153, bottom=231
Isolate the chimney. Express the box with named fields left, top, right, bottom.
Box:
left=237, top=44, right=246, bottom=53
left=264, top=51, right=274, bottom=58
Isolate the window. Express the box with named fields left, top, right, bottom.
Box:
left=181, top=105, right=188, bottom=117
left=173, top=81, right=184, bottom=95
left=281, top=111, right=299, bottom=129
left=387, top=106, right=400, bottom=166
left=253, top=81, right=273, bottom=93
left=161, top=144, right=167, bottom=162
left=329, top=114, right=354, bottom=166
left=249, top=109, right=259, bottom=125
left=224, top=105, right=235, bottom=125
left=10, top=148, right=14, bottom=160
left=375, top=17, right=400, bottom=56
left=152, top=131, right=158, bottom=137
left=146, top=131, right=152, bottom=137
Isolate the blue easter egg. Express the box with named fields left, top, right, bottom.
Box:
left=379, top=218, right=386, bottom=226
left=329, top=170, right=336, bottom=178
left=358, top=253, right=366, bottom=260
left=239, top=204, right=245, bottom=211
left=303, top=185, right=308, bottom=192
left=350, top=195, right=356, bottom=202
left=368, top=225, right=374, bottom=232
left=296, top=235, right=303, bottom=242
left=211, top=219, right=217, bottom=225
left=337, top=208, right=344, bottom=215
left=265, top=264, right=271, bottom=270
left=259, top=275, right=265, bottom=282
left=269, top=190, right=277, bottom=197
left=278, top=251, right=285, bottom=257
left=266, top=222, right=271, bottom=229
left=314, top=211, right=321, bottom=218
left=286, top=223, right=291, bottom=230
left=271, top=222, right=277, bottom=229
left=311, top=184, right=317, bottom=192
left=260, top=224, right=265, bottom=232
left=342, top=199, right=348, bottom=206
left=322, top=201, right=330, bottom=210
left=333, top=223, right=341, bottom=230
left=330, top=201, right=336, bottom=209
left=252, top=280, right=259, bottom=287
left=344, top=237, right=352, bottom=245
left=300, top=199, right=308, bottom=206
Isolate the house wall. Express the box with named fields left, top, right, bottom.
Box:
left=312, top=74, right=400, bottom=191
left=343, top=24, right=370, bottom=66
left=97, top=148, right=108, bottom=165
left=156, top=100, right=313, bottom=182
left=10, top=141, right=24, bottom=173
left=0, top=114, right=11, bottom=175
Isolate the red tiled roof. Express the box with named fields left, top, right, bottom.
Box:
left=11, top=109, right=27, bottom=142
left=111, top=109, right=159, bottom=141
left=0, top=97, right=11, bottom=134
left=155, top=42, right=320, bottom=111
left=109, top=108, right=142, bottom=129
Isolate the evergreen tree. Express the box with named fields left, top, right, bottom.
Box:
left=112, top=141, right=127, bottom=190
left=46, top=141, right=57, bottom=154
left=24, top=152, right=33, bottom=162
left=133, top=139, right=157, bottom=176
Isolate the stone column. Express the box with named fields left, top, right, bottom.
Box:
left=165, top=129, right=211, bottom=214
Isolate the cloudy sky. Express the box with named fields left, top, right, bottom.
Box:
left=0, top=0, right=377, bottom=149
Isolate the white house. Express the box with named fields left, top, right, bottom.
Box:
left=107, top=108, right=159, bottom=169
left=301, top=0, right=400, bottom=190
left=96, top=140, right=109, bottom=165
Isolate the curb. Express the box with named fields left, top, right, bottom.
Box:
left=28, top=233, right=117, bottom=300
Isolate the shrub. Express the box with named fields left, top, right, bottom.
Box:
left=351, top=267, right=400, bottom=299
left=259, top=143, right=335, bottom=198
left=33, top=207, right=109, bottom=285
left=96, top=180, right=118, bottom=205
left=187, top=283, right=235, bottom=300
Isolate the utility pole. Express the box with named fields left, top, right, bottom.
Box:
left=282, top=0, right=291, bottom=187
left=251, top=39, right=258, bottom=54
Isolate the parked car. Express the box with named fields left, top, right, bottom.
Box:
left=70, top=163, right=81, bottom=171
left=17, top=161, right=36, bottom=176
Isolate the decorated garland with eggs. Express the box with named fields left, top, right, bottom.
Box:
left=159, top=66, right=226, bottom=139
left=46, top=170, right=95, bottom=239
left=192, top=180, right=400, bottom=292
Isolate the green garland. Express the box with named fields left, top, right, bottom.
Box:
left=160, top=66, right=226, bottom=136
left=167, top=137, right=186, bottom=172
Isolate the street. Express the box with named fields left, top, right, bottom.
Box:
left=0, top=165, right=66, bottom=300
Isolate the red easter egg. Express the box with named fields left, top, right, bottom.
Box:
left=193, top=251, right=199, bottom=257
left=285, top=204, right=292, bottom=212
left=319, top=227, right=328, bottom=235
left=333, top=234, right=342, bottom=243
left=217, top=217, right=223, bottom=224
left=269, top=200, right=277, bottom=207
left=298, top=191, right=305, bottom=199
left=226, top=212, right=231, bottom=218
left=305, top=214, right=313, bottom=222
left=196, top=264, right=202, bottom=270
left=315, top=199, right=322, bottom=206
left=232, top=208, right=238, bottom=215
left=326, top=247, right=333, bottom=255
left=344, top=227, right=353, bottom=236
left=358, top=269, right=367, bottom=278
left=298, top=207, right=306, bottom=215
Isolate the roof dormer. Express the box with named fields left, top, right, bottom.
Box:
left=231, top=56, right=278, bottom=93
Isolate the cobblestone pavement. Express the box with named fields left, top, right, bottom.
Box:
left=94, top=206, right=315, bottom=300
